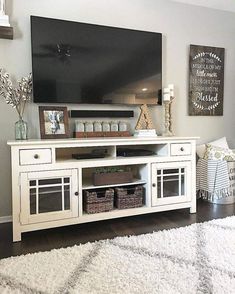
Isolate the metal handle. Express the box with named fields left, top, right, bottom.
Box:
left=74, top=192, right=79, bottom=196
left=34, top=154, right=39, bottom=159
left=152, top=183, right=156, bottom=188
left=180, top=147, right=184, bottom=152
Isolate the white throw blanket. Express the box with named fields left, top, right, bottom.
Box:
left=196, top=159, right=230, bottom=201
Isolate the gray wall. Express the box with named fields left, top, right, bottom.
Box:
left=0, top=0, right=235, bottom=218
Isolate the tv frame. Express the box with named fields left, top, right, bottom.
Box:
left=31, top=16, right=162, bottom=106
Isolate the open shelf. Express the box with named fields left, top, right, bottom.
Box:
left=82, top=178, right=146, bottom=190
left=116, top=143, right=168, bottom=157
left=56, top=145, right=116, bottom=161
left=55, top=143, right=169, bottom=163
left=82, top=205, right=148, bottom=218
left=82, top=164, right=148, bottom=190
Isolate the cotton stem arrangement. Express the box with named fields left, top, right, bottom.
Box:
left=0, top=69, right=32, bottom=119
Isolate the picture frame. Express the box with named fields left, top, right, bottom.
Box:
left=39, top=106, right=69, bottom=139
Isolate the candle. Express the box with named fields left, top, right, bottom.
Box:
left=163, top=87, right=170, bottom=101
left=0, top=0, right=6, bottom=16
left=168, top=84, right=174, bottom=97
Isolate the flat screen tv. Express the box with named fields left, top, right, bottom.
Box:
left=31, top=16, right=162, bottom=105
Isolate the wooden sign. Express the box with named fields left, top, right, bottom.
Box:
left=189, top=45, right=225, bottom=116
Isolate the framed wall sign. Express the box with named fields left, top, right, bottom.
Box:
left=39, top=106, right=69, bottom=139
left=189, top=44, right=225, bottom=116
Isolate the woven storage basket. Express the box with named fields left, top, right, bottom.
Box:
left=115, top=185, right=145, bottom=209
left=83, top=188, right=114, bottom=214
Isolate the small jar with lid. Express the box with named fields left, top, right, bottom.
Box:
left=75, top=121, right=85, bottom=132
left=119, top=121, right=128, bottom=132
left=102, top=121, right=110, bottom=132
left=94, top=121, right=102, bottom=132
left=110, top=121, right=119, bottom=132
left=85, top=121, right=94, bottom=132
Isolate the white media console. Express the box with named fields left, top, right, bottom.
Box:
left=8, top=136, right=197, bottom=242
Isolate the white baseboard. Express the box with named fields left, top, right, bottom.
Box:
left=0, top=215, right=12, bottom=224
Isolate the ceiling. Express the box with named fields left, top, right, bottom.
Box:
left=170, top=0, right=235, bottom=13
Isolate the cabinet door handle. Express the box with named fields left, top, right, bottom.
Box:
left=74, top=192, right=79, bottom=196
left=180, top=147, right=184, bottom=152
left=152, top=183, right=156, bottom=188
left=34, top=154, right=39, bottom=159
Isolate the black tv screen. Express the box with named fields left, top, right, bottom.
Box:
left=31, top=16, right=162, bottom=105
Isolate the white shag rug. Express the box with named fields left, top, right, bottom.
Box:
left=1, top=217, right=235, bottom=294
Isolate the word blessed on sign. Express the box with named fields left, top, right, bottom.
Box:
left=189, top=44, right=225, bottom=116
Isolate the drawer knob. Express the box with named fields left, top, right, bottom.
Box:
left=180, top=147, right=184, bottom=152
left=74, top=192, right=79, bottom=196
left=34, top=154, right=39, bottom=159
left=152, top=183, right=156, bottom=188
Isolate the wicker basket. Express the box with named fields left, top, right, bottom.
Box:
left=115, top=185, right=145, bottom=209
left=83, top=188, right=114, bottom=214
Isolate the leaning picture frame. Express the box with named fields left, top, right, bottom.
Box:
left=39, top=106, right=69, bottom=139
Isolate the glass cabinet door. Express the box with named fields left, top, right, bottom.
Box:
left=20, top=169, right=79, bottom=224
left=152, top=161, right=191, bottom=206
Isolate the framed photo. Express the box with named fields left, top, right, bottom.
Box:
left=39, top=106, right=69, bottom=139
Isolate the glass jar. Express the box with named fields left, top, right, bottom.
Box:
left=85, top=121, right=94, bottom=132
left=119, top=121, right=128, bottom=132
left=75, top=121, right=85, bottom=132
left=102, top=121, right=110, bottom=132
left=110, top=121, right=119, bottom=132
left=15, top=118, right=28, bottom=140
left=94, top=121, right=102, bottom=132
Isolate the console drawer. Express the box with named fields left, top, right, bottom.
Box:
left=170, top=143, right=191, bottom=156
left=20, top=148, right=52, bottom=165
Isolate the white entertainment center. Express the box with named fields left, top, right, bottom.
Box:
left=8, top=136, right=197, bottom=242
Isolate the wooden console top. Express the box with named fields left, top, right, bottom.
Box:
left=8, top=136, right=199, bottom=146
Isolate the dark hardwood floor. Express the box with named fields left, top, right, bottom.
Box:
left=0, top=199, right=234, bottom=260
